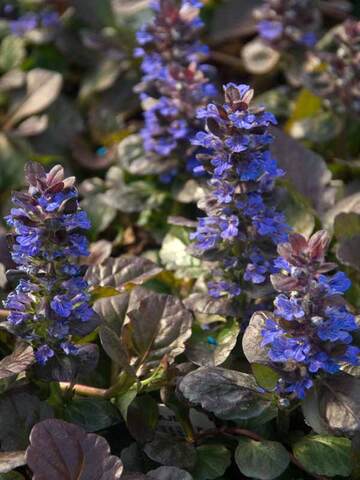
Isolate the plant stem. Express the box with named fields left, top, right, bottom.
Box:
left=194, top=427, right=329, bottom=480
left=59, top=382, right=108, bottom=398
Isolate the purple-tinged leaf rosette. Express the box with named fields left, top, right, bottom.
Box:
left=254, top=0, right=322, bottom=51
left=259, top=231, right=359, bottom=399
left=135, top=0, right=218, bottom=182
left=190, top=83, right=289, bottom=299
left=305, top=19, right=360, bottom=116
left=3, top=162, right=100, bottom=365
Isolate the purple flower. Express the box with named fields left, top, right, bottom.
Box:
left=4, top=162, right=99, bottom=364
left=35, top=345, right=55, bottom=365
left=319, top=271, right=351, bottom=295
left=258, top=231, right=360, bottom=399
left=254, top=0, right=322, bottom=52
left=135, top=0, right=218, bottom=179
left=257, top=20, right=283, bottom=41
left=274, top=294, right=304, bottom=321
left=191, top=83, right=289, bottom=299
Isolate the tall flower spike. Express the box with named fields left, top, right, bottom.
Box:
left=4, top=162, right=99, bottom=365
left=261, top=231, right=359, bottom=399
left=190, top=83, right=289, bottom=299
left=254, top=0, right=322, bottom=50
left=305, top=19, right=360, bottom=116
left=135, top=0, right=217, bottom=182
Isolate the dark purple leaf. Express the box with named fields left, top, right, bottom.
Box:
left=26, top=419, right=123, bottom=479
left=0, top=390, right=53, bottom=450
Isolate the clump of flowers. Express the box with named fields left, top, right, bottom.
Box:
left=190, top=83, right=289, bottom=299
left=135, top=0, right=217, bottom=182
left=1, top=4, right=60, bottom=36
left=254, top=0, right=322, bottom=50
left=261, top=231, right=359, bottom=399
left=4, top=162, right=99, bottom=365
left=305, top=19, right=360, bottom=115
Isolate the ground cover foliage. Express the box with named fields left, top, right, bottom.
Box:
left=0, top=0, right=359, bottom=479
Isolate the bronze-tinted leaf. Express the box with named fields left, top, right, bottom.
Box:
left=124, top=288, right=192, bottom=375
left=0, top=343, right=34, bottom=381
left=270, top=127, right=336, bottom=214
left=178, top=366, right=271, bottom=420
left=26, top=419, right=123, bottom=479
left=144, top=433, right=196, bottom=470
left=86, top=256, right=162, bottom=289
left=336, top=235, right=360, bottom=271
left=0, top=452, right=26, bottom=474
left=242, top=312, right=272, bottom=365
left=6, top=69, right=63, bottom=128
left=146, top=466, right=192, bottom=480
left=82, top=240, right=113, bottom=266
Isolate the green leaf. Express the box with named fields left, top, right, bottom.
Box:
left=0, top=472, right=25, bottom=479
left=235, top=438, right=290, bottom=480
left=116, top=383, right=139, bottom=421
left=292, top=435, right=352, bottom=477
left=64, top=397, right=120, bottom=432
left=286, top=88, right=322, bottom=126
left=90, top=285, right=121, bottom=303
left=193, top=444, right=231, bottom=480
left=0, top=36, right=25, bottom=72
left=251, top=364, right=279, bottom=391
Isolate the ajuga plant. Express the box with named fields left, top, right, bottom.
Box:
left=3, top=162, right=99, bottom=365
left=1, top=3, right=60, bottom=36
left=305, top=19, right=360, bottom=116
left=256, top=230, right=360, bottom=399
left=254, top=0, right=322, bottom=51
left=134, top=0, right=217, bottom=182
left=190, top=83, right=289, bottom=299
